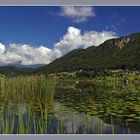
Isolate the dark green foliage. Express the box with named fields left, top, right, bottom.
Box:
left=36, top=33, right=140, bottom=75
left=0, top=66, right=34, bottom=76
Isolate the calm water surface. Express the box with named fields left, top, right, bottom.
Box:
left=1, top=80, right=140, bottom=134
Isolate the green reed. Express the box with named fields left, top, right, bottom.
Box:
left=0, top=75, right=58, bottom=134
left=0, top=75, right=57, bottom=103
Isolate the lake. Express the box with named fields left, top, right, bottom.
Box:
left=0, top=77, right=140, bottom=134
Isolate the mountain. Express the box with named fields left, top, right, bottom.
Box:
left=3, top=64, right=44, bottom=68
left=0, top=64, right=44, bottom=76
left=0, top=66, right=34, bottom=76
left=36, top=32, right=140, bottom=75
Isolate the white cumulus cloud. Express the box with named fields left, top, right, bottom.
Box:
left=0, top=43, right=6, bottom=55
left=82, top=30, right=117, bottom=48
left=59, top=6, right=95, bottom=22
left=0, top=26, right=118, bottom=66
left=54, top=26, right=118, bottom=52
left=53, top=26, right=82, bottom=56
left=0, top=44, right=53, bottom=65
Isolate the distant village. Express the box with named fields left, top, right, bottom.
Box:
left=110, top=70, right=140, bottom=77
left=48, top=69, right=140, bottom=79
left=0, top=69, right=140, bottom=78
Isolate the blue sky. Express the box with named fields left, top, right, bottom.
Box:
left=0, top=6, right=139, bottom=47
left=0, top=6, right=140, bottom=65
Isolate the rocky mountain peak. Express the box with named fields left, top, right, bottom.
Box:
left=115, top=37, right=131, bottom=49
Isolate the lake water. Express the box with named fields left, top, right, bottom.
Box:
left=0, top=79, right=140, bottom=134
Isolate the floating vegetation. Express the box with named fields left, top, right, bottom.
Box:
left=55, top=78, right=140, bottom=133
left=0, top=75, right=140, bottom=134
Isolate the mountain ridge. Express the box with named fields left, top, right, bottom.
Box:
left=35, top=32, right=140, bottom=75
left=0, top=32, right=140, bottom=76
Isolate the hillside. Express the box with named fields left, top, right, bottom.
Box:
left=36, top=33, right=140, bottom=75
left=0, top=66, right=34, bottom=76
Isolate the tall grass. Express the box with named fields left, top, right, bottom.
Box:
left=0, top=75, right=57, bottom=134
left=0, top=75, right=57, bottom=103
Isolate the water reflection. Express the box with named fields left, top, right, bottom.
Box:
left=0, top=80, right=140, bottom=134
left=55, top=80, right=140, bottom=134
left=0, top=101, right=130, bottom=134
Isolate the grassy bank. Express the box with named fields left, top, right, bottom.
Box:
left=0, top=75, right=58, bottom=134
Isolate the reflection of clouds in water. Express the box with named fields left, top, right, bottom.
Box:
left=17, top=104, right=27, bottom=114
left=62, top=114, right=104, bottom=134
left=53, top=102, right=130, bottom=134
left=4, top=103, right=27, bottom=115
left=54, top=102, right=105, bottom=133
left=1, top=102, right=130, bottom=134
